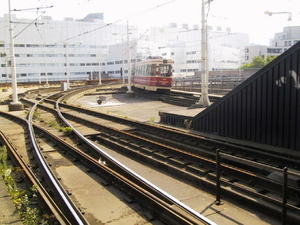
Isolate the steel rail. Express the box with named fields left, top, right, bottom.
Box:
left=57, top=108, right=300, bottom=198
left=27, top=99, right=88, bottom=225
left=55, top=96, right=217, bottom=225
left=55, top=101, right=300, bottom=170
left=28, top=97, right=299, bottom=202
left=0, top=130, right=70, bottom=224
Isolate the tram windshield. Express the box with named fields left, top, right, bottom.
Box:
left=159, top=64, right=172, bottom=77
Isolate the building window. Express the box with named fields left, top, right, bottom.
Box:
left=28, top=73, right=38, bottom=77
left=17, top=63, right=26, bottom=67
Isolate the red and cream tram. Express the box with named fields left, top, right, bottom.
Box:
left=132, top=57, right=173, bottom=92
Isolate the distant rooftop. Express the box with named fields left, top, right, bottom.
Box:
left=82, top=13, right=104, bottom=22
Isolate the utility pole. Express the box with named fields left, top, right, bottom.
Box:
left=125, top=20, right=135, bottom=97
left=8, top=0, right=23, bottom=111
left=64, top=42, right=70, bottom=89
left=197, top=0, right=212, bottom=107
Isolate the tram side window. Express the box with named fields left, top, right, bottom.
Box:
left=146, top=65, right=151, bottom=76
left=151, top=64, right=156, bottom=76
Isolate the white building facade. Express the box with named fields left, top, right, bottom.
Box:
left=0, top=13, right=249, bottom=83
left=244, top=26, right=300, bottom=64
left=0, top=13, right=140, bottom=83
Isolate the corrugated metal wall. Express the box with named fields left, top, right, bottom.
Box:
left=161, top=42, right=300, bottom=151
left=192, top=41, right=300, bottom=151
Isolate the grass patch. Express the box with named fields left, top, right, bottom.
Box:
left=32, top=111, right=41, bottom=120
left=46, top=120, right=59, bottom=129
left=59, top=127, right=73, bottom=135
left=149, top=117, right=155, bottom=124
left=0, top=146, right=49, bottom=224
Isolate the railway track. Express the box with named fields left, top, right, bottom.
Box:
left=1, top=84, right=299, bottom=224
left=21, top=91, right=300, bottom=224
left=34, top=90, right=216, bottom=224
left=131, top=87, right=222, bottom=107
left=0, top=110, right=87, bottom=224
left=0, top=86, right=216, bottom=224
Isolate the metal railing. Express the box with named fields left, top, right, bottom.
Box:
left=215, top=149, right=300, bottom=225
left=172, top=78, right=247, bottom=94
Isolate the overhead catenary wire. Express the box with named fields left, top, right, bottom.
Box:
left=13, top=11, right=46, bottom=38
left=54, top=0, right=178, bottom=44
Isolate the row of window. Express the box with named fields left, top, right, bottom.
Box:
left=180, top=69, right=199, bottom=72
left=267, top=48, right=283, bottom=54
left=283, top=40, right=299, bottom=47
left=1, top=63, right=103, bottom=67
left=187, top=60, right=201, bottom=64
left=107, top=59, right=136, bottom=65
left=1, top=71, right=87, bottom=78
left=107, top=70, right=128, bottom=74
left=0, top=44, right=105, bottom=49
left=161, top=52, right=175, bottom=56
left=186, top=51, right=197, bottom=55
left=13, top=54, right=97, bottom=57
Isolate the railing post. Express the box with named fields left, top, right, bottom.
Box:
left=216, top=149, right=221, bottom=205
left=282, top=167, right=287, bottom=225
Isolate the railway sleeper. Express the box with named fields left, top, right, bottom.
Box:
left=139, top=146, right=157, bottom=156
left=267, top=171, right=300, bottom=189
left=133, top=130, right=215, bottom=159
left=185, top=164, right=211, bottom=176
left=152, top=152, right=173, bottom=162
left=167, top=157, right=192, bottom=168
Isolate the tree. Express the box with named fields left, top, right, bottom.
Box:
left=240, top=56, right=277, bottom=69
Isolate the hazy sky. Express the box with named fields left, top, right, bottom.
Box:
left=1, top=0, right=300, bottom=45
